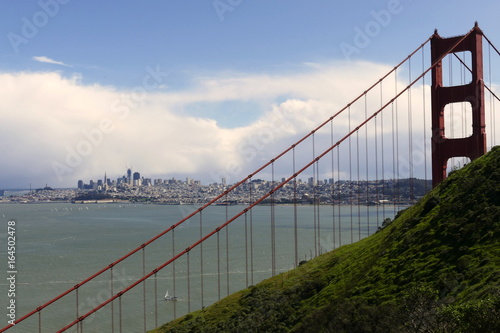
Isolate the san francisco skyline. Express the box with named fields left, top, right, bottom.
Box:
left=1, top=1, right=500, bottom=189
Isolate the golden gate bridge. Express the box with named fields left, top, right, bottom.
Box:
left=2, top=23, right=500, bottom=332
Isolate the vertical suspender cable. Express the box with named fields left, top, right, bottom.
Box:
left=249, top=184, right=254, bottom=285
left=316, top=159, right=321, bottom=254
left=75, top=288, right=79, bottom=333
left=461, top=52, right=467, bottom=159
left=199, top=212, right=204, bottom=309
left=408, top=58, right=414, bottom=201
left=37, top=310, right=40, bottom=333
left=312, top=133, right=318, bottom=257
left=379, top=82, right=384, bottom=228
left=391, top=99, right=396, bottom=216
left=154, top=273, right=158, bottom=329
left=217, top=230, right=221, bottom=301
left=357, top=127, right=361, bottom=237
left=364, top=94, right=370, bottom=232
left=422, top=46, right=429, bottom=193
left=348, top=106, right=353, bottom=244
left=449, top=55, right=454, bottom=138
left=491, top=44, right=497, bottom=145
left=244, top=184, right=249, bottom=286
left=488, top=42, right=494, bottom=148
left=225, top=205, right=230, bottom=296
left=330, top=120, right=336, bottom=250
left=245, top=211, right=249, bottom=287
left=460, top=52, right=466, bottom=166
left=293, top=146, right=299, bottom=265
left=375, top=93, right=379, bottom=229
left=142, top=248, right=146, bottom=333
left=483, top=34, right=500, bottom=145
left=172, top=228, right=176, bottom=319
left=187, top=252, right=191, bottom=313
left=118, top=296, right=122, bottom=333
left=271, top=161, right=276, bottom=275
left=395, top=68, right=400, bottom=211
left=110, top=267, right=114, bottom=333
left=337, top=146, right=342, bottom=247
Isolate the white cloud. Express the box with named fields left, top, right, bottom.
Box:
left=33, top=56, right=73, bottom=67
left=0, top=60, right=450, bottom=189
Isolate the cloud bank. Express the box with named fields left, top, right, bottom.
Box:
left=0, top=61, right=433, bottom=189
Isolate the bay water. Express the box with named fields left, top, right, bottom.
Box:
left=0, top=203, right=399, bottom=332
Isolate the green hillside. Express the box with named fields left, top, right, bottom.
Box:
left=151, top=147, right=500, bottom=333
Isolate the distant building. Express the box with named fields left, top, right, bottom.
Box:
left=132, top=172, right=140, bottom=186
left=117, top=176, right=127, bottom=186
left=103, top=173, right=108, bottom=191
left=127, top=168, right=132, bottom=185
left=77, top=180, right=84, bottom=189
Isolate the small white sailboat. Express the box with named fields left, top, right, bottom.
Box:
left=164, top=290, right=178, bottom=301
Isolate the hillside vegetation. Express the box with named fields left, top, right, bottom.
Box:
left=151, top=147, right=500, bottom=332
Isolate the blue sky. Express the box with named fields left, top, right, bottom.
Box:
left=3, top=0, right=498, bottom=89
left=0, top=0, right=499, bottom=188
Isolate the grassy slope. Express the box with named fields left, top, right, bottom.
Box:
left=151, top=147, right=500, bottom=332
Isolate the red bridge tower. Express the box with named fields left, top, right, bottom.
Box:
left=431, top=24, right=486, bottom=187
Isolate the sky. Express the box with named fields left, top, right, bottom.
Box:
left=1, top=0, right=499, bottom=189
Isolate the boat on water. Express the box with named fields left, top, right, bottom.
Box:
left=215, top=200, right=238, bottom=206
left=164, top=290, right=178, bottom=301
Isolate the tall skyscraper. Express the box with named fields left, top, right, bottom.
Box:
left=103, top=173, right=108, bottom=192
left=133, top=172, right=141, bottom=186
left=127, top=168, right=132, bottom=185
